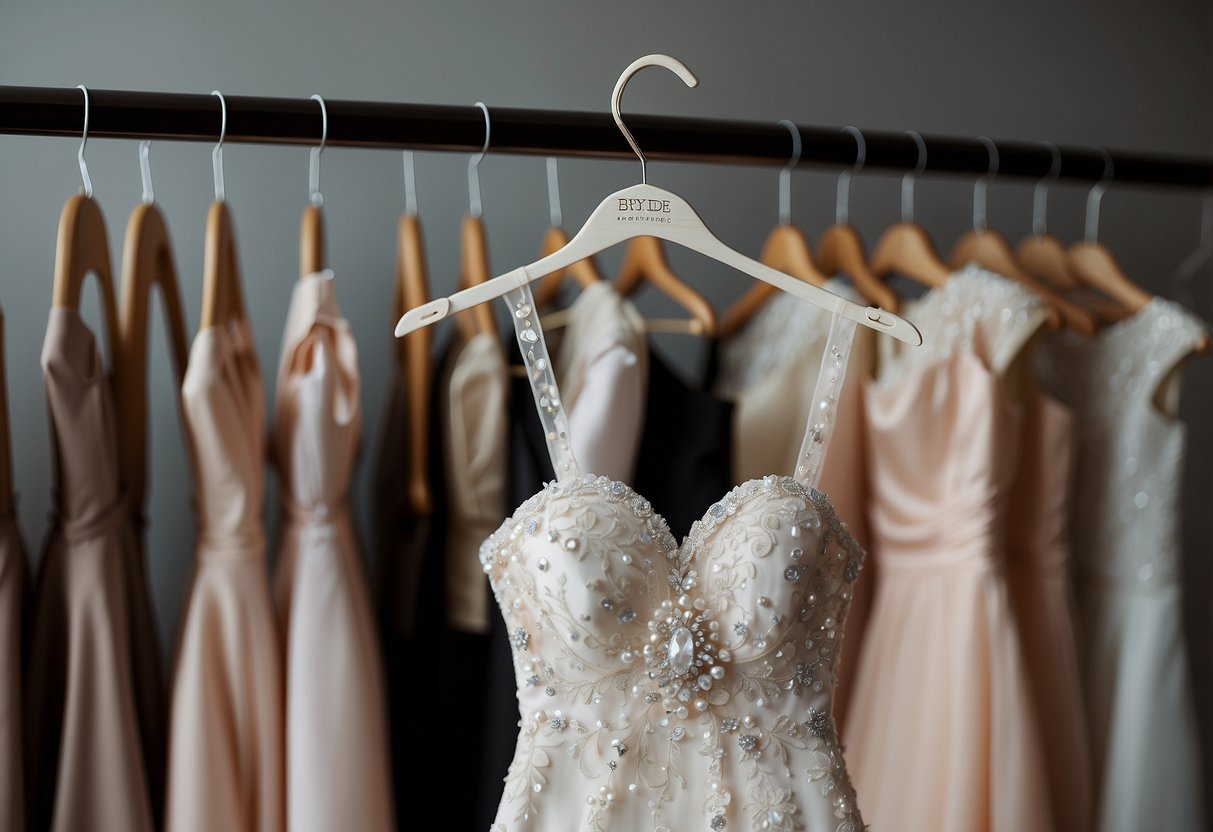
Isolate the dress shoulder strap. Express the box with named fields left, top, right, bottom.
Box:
left=793, top=302, right=857, bottom=489
left=505, top=282, right=581, bottom=481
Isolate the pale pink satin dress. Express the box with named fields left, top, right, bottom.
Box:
left=26, top=308, right=154, bottom=832
left=1006, top=388, right=1093, bottom=832
left=845, top=267, right=1054, bottom=832
left=272, top=272, right=394, bottom=832
left=165, top=318, right=284, bottom=832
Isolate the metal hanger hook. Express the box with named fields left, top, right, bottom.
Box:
left=837, top=125, right=866, bottom=225
left=139, top=140, right=154, bottom=204
left=1084, top=148, right=1114, bottom=243
left=901, top=130, right=927, bottom=223
left=777, top=119, right=801, bottom=226
left=210, top=90, right=227, bottom=202
left=309, top=93, right=327, bottom=207
left=403, top=150, right=418, bottom=216
left=76, top=85, right=93, bottom=198
left=611, top=54, right=699, bottom=185
left=546, top=157, right=562, bottom=228
left=1032, top=141, right=1061, bottom=236
left=1168, top=195, right=1213, bottom=308
left=973, top=136, right=998, bottom=232
left=468, top=101, right=490, bottom=217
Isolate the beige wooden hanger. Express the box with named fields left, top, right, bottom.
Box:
left=0, top=308, right=12, bottom=518
left=870, top=131, right=952, bottom=291
left=1066, top=149, right=1154, bottom=316
left=615, top=235, right=717, bottom=335
left=720, top=120, right=828, bottom=338
left=1016, top=142, right=1080, bottom=292
left=456, top=102, right=497, bottom=341
left=814, top=126, right=900, bottom=312
left=300, top=94, right=328, bottom=278
left=948, top=138, right=1084, bottom=333
left=200, top=92, right=248, bottom=330
left=116, top=142, right=190, bottom=510
left=534, top=158, right=604, bottom=309
left=395, top=151, right=434, bottom=515
left=399, top=55, right=921, bottom=348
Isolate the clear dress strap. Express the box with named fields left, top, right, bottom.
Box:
left=505, top=282, right=581, bottom=481
left=793, top=308, right=857, bottom=489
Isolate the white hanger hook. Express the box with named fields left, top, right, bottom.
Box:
left=468, top=101, right=490, bottom=217
left=403, top=150, right=418, bottom=216
left=777, top=119, right=801, bottom=226
left=309, top=93, right=327, bottom=207
left=210, top=90, right=227, bottom=202
left=1032, top=141, right=1061, bottom=236
left=139, top=140, right=154, bottom=204
left=973, top=136, right=998, bottom=232
left=1168, top=195, right=1213, bottom=307
left=901, top=130, right=927, bottom=223
left=76, top=85, right=93, bottom=198
left=546, top=157, right=562, bottom=228
left=837, top=126, right=866, bottom=225
left=611, top=54, right=699, bottom=185
left=1084, top=148, right=1113, bottom=244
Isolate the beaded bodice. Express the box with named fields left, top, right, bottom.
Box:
left=482, top=283, right=867, bottom=832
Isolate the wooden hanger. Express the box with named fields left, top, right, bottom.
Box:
left=53, top=192, right=122, bottom=360
left=0, top=308, right=11, bottom=518
left=399, top=55, right=921, bottom=348
left=1066, top=151, right=1154, bottom=317
left=299, top=95, right=328, bottom=278
left=395, top=207, right=435, bottom=513
left=534, top=158, right=604, bottom=309
left=615, top=235, right=717, bottom=335
left=200, top=93, right=247, bottom=330
left=870, top=132, right=951, bottom=291
left=814, top=127, right=899, bottom=313
left=720, top=120, right=828, bottom=338
left=1015, top=143, right=1080, bottom=292
left=115, top=153, right=190, bottom=509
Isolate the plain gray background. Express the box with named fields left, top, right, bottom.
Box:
left=2, top=0, right=1211, bottom=810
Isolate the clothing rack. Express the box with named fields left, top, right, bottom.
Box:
left=1, top=84, right=1211, bottom=189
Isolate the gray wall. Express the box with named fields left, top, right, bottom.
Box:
left=2, top=0, right=1211, bottom=804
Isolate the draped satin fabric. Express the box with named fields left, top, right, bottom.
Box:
left=713, top=284, right=874, bottom=730
left=0, top=513, right=25, bottom=832
left=165, top=319, right=284, bottom=832
left=845, top=268, right=1053, bottom=832
left=1006, top=390, right=1093, bottom=832
left=26, top=308, right=154, bottom=832
left=272, top=273, right=394, bottom=832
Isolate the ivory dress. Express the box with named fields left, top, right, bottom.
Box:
left=165, top=318, right=283, bottom=832
left=484, top=282, right=866, bottom=832
left=0, top=511, right=25, bottom=832
left=25, top=308, right=154, bottom=832
left=844, top=267, right=1053, bottom=832
left=272, top=272, right=394, bottom=832
left=1036, top=299, right=1207, bottom=832
left=714, top=283, right=873, bottom=728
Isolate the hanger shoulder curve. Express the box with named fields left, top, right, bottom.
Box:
left=200, top=200, right=247, bottom=331
left=720, top=224, right=825, bottom=339
left=399, top=183, right=921, bottom=346
left=53, top=192, right=122, bottom=371
left=396, top=212, right=434, bottom=515
left=870, top=221, right=952, bottom=290
left=534, top=226, right=602, bottom=308
left=458, top=214, right=497, bottom=339
left=816, top=223, right=900, bottom=312
left=300, top=203, right=327, bottom=278
left=616, top=235, right=717, bottom=335
left=950, top=229, right=1068, bottom=331
left=1067, top=241, right=1153, bottom=313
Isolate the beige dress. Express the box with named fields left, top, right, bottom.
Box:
left=25, top=307, right=154, bottom=832
left=714, top=283, right=874, bottom=729
left=165, top=319, right=284, bottom=832
left=1, top=510, right=27, bottom=832
left=272, top=273, right=394, bottom=832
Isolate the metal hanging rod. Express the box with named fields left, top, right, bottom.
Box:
left=1, top=85, right=1210, bottom=188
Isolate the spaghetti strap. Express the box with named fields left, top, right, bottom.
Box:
left=505, top=282, right=581, bottom=481
left=793, top=302, right=857, bottom=489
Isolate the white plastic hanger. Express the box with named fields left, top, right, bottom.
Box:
left=396, top=54, right=922, bottom=346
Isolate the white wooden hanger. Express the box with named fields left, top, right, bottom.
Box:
left=396, top=54, right=922, bottom=346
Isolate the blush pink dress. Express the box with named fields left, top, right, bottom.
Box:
left=844, top=267, right=1053, bottom=832
left=271, top=272, right=394, bottom=832
left=26, top=308, right=154, bottom=832
left=1006, top=388, right=1093, bottom=831
left=165, top=318, right=284, bottom=832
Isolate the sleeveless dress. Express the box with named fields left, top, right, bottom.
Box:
left=483, top=282, right=866, bottom=832
left=165, top=319, right=284, bottom=832
left=844, top=266, right=1053, bottom=832
left=713, top=283, right=874, bottom=730
left=271, top=273, right=394, bottom=832
left=1036, top=298, right=1207, bottom=832
left=26, top=308, right=154, bottom=832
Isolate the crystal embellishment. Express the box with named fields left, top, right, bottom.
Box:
left=668, top=627, right=695, bottom=676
